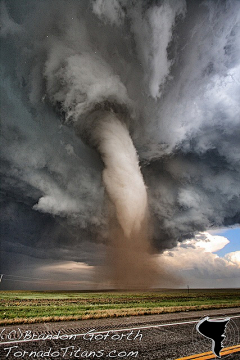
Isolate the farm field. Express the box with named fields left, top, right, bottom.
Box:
left=0, top=289, right=240, bottom=325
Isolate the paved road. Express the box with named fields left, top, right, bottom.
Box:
left=1, top=308, right=239, bottom=359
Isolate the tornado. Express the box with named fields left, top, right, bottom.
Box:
left=81, top=109, right=157, bottom=287
left=44, top=49, right=157, bottom=288
left=80, top=110, right=147, bottom=239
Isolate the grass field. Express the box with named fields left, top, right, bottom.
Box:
left=0, top=289, right=239, bottom=325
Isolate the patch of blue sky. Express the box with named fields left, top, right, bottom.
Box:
left=213, top=227, right=240, bottom=257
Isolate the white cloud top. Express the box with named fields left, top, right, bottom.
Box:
left=161, top=232, right=240, bottom=287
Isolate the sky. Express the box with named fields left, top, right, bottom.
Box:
left=0, top=0, right=239, bottom=290
left=214, top=228, right=240, bottom=257
left=1, top=228, right=239, bottom=290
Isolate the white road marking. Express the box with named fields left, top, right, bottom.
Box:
left=1, top=315, right=239, bottom=346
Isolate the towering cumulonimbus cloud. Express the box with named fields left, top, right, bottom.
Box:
left=0, top=0, right=240, bottom=288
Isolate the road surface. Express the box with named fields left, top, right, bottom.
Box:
left=1, top=308, right=239, bottom=359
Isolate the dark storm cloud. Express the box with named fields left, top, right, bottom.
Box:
left=0, top=0, right=240, bottom=273
left=0, top=192, right=105, bottom=266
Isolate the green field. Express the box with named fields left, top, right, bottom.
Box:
left=0, top=289, right=239, bottom=325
